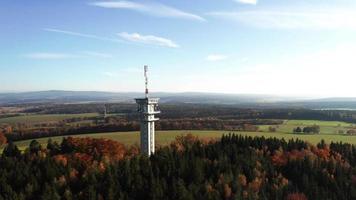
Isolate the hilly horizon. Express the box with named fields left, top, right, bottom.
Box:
left=2, top=90, right=356, bottom=109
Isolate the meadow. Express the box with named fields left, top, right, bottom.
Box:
left=13, top=128, right=356, bottom=151
left=0, top=113, right=99, bottom=124
left=1, top=112, right=356, bottom=150
left=259, top=120, right=355, bottom=134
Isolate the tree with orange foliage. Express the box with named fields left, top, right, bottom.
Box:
left=286, top=193, right=308, bottom=200
left=238, top=174, right=247, bottom=187
left=0, top=132, right=7, bottom=146
left=170, top=133, right=200, bottom=152
left=63, top=137, right=129, bottom=161
left=223, top=184, right=232, bottom=199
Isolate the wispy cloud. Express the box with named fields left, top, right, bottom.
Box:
left=24, top=51, right=113, bottom=60
left=208, top=7, right=356, bottom=30
left=81, top=51, right=113, bottom=58
left=206, top=54, right=228, bottom=61
left=118, top=32, right=179, bottom=48
left=89, top=1, right=205, bottom=21
left=24, top=53, right=77, bottom=60
left=44, top=28, right=123, bottom=43
left=234, top=0, right=257, bottom=5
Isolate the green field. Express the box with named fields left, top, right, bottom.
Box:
left=12, top=129, right=356, bottom=151
left=0, top=117, right=355, bottom=151
left=13, top=131, right=229, bottom=149
left=0, top=113, right=99, bottom=124
left=259, top=120, right=354, bottom=135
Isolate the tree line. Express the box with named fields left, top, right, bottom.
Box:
left=20, top=103, right=356, bottom=123
left=293, top=125, right=320, bottom=134
left=4, top=117, right=280, bottom=141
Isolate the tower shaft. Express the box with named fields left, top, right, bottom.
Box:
left=135, top=98, right=160, bottom=156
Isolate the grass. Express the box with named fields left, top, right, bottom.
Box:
left=1, top=116, right=355, bottom=151
left=258, top=120, right=354, bottom=135
left=13, top=131, right=230, bottom=150
left=12, top=129, right=356, bottom=151
left=0, top=113, right=99, bottom=124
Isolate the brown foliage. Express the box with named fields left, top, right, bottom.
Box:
left=223, top=184, right=232, bottom=199
left=271, top=145, right=333, bottom=167
left=53, top=155, right=68, bottom=166
left=248, top=177, right=263, bottom=192
left=66, top=137, right=130, bottom=161
left=69, top=169, right=79, bottom=180
left=0, top=132, right=7, bottom=146
left=170, top=133, right=200, bottom=152
left=50, top=137, right=138, bottom=175
left=206, top=184, right=214, bottom=193
left=238, top=174, right=247, bottom=187
left=286, top=193, right=308, bottom=200
left=127, top=144, right=140, bottom=157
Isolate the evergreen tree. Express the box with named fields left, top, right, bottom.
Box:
left=41, top=184, right=60, bottom=200
left=2, top=141, right=21, bottom=157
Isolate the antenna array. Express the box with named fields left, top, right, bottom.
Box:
left=144, top=65, right=148, bottom=98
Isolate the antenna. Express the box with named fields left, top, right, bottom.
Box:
left=144, top=65, right=148, bottom=98
left=104, top=104, right=107, bottom=118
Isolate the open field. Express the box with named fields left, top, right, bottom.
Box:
left=259, top=120, right=355, bottom=135
left=1, top=116, right=355, bottom=151
left=12, top=128, right=356, bottom=151
left=0, top=113, right=99, bottom=124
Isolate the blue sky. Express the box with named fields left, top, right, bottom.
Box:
left=1, top=0, right=356, bottom=97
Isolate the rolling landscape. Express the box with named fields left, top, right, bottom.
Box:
left=2, top=0, right=356, bottom=199
left=1, top=99, right=356, bottom=199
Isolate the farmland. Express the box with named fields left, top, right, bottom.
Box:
left=1, top=107, right=356, bottom=150
left=259, top=120, right=355, bottom=134
left=0, top=113, right=99, bottom=124
left=12, top=124, right=356, bottom=151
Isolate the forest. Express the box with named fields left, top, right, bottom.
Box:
left=16, top=103, right=356, bottom=123
left=0, top=134, right=355, bottom=200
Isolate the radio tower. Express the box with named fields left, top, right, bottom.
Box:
left=135, top=65, right=160, bottom=156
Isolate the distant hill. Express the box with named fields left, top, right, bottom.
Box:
left=0, top=90, right=139, bottom=104
left=0, top=90, right=292, bottom=105
left=1, top=90, right=356, bottom=109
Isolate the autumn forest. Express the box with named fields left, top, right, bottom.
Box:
left=0, top=133, right=355, bottom=200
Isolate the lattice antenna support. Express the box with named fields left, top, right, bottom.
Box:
left=144, top=65, right=148, bottom=98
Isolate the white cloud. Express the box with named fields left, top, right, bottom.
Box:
left=89, top=1, right=205, bottom=21
left=206, top=54, right=228, bottom=61
left=118, top=32, right=179, bottom=48
left=24, top=52, right=113, bottom=60
left=44, top=28, right=123, bottom=43
left=208, top=7, right=356, bottom=30
left=234, top=0, right=257, bottom=5
left=24, top=53, right=77, bottom=59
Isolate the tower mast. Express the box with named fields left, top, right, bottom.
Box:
left=144, top=65, right=148, bottom=98
left=135, top=65, right=160, bottom=156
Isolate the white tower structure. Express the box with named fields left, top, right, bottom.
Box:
left=135, top=65, right=160, bottom=156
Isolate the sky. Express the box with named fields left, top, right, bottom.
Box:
left=1, top=0, right=356, bottom=97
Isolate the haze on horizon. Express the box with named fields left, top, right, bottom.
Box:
left=1, top=0, right=356, bottom=98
